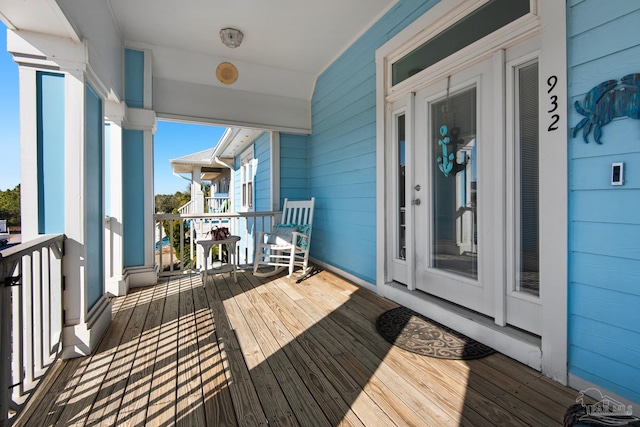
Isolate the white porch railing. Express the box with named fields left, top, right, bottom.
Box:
left=154, top=211, right=279, bottom=277
left=205, top=196, right=230, bottom=213
left=0, top=234, right=65, bottom=426
left=177, top=200, right=194, bottom=215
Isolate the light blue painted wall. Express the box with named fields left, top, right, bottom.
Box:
left=567, top=0, right=640, bottom=404
left=309, top=0, right=439, bottom=284
left=233, top=154, right=242, bottom=213
left=122, top=130, right=145, bottom=267
left=36, top=72, right=65, bottom=234
left=124, top=49, right=144, bottom=108
left=280, top=133, right=309, bottom=207
left=122, top=47, right=147, bottom=268
left=230, top=138, right=266, bottom=263
left=254, top=132, right=271, bottom=212
left=85, top=83, right=104, bottom=310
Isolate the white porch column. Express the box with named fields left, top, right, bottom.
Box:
left=192, top=166, right=205, bottom=213
left=104, top=101, right=127, bottom=296
left=122, top=107, right=157, bottom=288
left=9, top=30, right=112, bottom=358
left=121, top=48, right=158, bottom=288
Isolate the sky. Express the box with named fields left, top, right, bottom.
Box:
left=0, top=21, right=226, bottom=195
left=0, top=23, right=20, bottom=192
left=154, top=122, right=226, bottom=195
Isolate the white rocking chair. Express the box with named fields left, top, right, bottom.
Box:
left=253, top=197, right=315, bottom=278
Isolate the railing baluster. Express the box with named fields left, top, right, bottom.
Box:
left=41, top=249, right=50, bottom=375
left=153, top=211, right=281, bottom=277
left=1, top=234, right=65, bottom=424
left=1, top=269, right=11, bottom=426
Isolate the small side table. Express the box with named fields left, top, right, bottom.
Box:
left=196, top=235, right=240, bottom=287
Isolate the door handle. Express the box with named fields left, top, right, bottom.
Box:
left=412, top=199, right=421, bottom=206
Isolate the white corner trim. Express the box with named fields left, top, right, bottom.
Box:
left=143, top=49, right=153, bottom=109
left=538, top=0, right=568, bottom=385
left=124, top=266, right=158, bottom=288
left=375, top=43, right=387, bottom=296
left=62, top=295, right=112, bottom=359
left=7, top=29, right=86, bottom=70
left=124, top=107, right=157, bottom=132
left=270, top=131, right=281, bottom=211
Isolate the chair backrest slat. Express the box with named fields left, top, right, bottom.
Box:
left=281, top=198, right=315, bottom=229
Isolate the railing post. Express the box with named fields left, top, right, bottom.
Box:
left=1, top=258, right=12, bottom=426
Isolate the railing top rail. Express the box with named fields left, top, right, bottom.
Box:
left=154, top=211, right=281, bottom=220
left=0, top=234, right=65, bottom=263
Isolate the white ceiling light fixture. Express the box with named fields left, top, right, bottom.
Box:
left=220, top=28, right=244, bottom=48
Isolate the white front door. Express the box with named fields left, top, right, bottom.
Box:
left=397, top=48, right=543, bottom=335
left=413, top=58, right=496, bottom=316
left=379, top=0, right=568, bottom=378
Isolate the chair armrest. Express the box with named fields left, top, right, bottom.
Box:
left=291, top=231, right=310, bottom=249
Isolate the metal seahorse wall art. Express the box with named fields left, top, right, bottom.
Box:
left=573, top=73, right=640, bottom=144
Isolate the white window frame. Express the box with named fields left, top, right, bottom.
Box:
left=240, top=146, right=254, bottom=212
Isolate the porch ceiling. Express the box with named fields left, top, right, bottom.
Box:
left=1, top=0, right=396, bottom=103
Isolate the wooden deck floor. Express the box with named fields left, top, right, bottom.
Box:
left=15, top=267, right=581, bottom=426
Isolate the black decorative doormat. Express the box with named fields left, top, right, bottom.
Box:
left=375, top=307, right=495, bottom=360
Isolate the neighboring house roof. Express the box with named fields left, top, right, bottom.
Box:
left=170, top=127, right=264, bottom=181
left=170, top=147, right=217, bottom=172
left=170, top=147, right=227, bottom=181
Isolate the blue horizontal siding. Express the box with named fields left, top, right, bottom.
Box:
left=309, top=0, right=440, bottom=283
left=280, top=133, right=308, bottom=206
left=254, top=132, right=271, bottom=212
left=569, top=45, right=640, bottom=101
left=570, top=156, right=640, bottom=190
left=569, top=283, right=640, bottom=330
left=571, top=222, right=640, bottom=260
left=572, top=190, right=640, bottom=223
left=569, top=9, right=640, bottom=67
left=570, top=0, right=639, bottom=37
left=570, top=252, right=640, bottom=296
left=570, top=316, right=640, bottom=373
left=569, top=352, right=640, bottom=404
left=568, top=0, right=640, bottom=403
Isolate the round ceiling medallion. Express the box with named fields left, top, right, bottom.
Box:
left=216, top=62, right=238, bottom=84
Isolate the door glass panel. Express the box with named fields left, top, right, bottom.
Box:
left=392, top=0, right=530, bottom=86
left=430, top=86, right=477, bottom=279
left=517, top=62, right=539, bottom=296
left=397, top=114, right=407, bottom=260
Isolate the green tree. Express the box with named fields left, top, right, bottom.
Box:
left=154, top=187, right=191, bottom=214
left=0, top=185, right=21, bottom=228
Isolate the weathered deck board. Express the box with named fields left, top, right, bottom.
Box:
left=115, top=280, right=167, bottom=426
left=146, top=278, right=180, bottom=426
left=15, top=267, right=583, bottom=426
left=191, top=277, right=238, bottom=426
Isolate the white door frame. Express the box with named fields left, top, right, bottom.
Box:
left=375, top=0, right=567, bottom=383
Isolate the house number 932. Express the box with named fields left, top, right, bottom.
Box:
left=547, top=75, right=559, bottom=132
